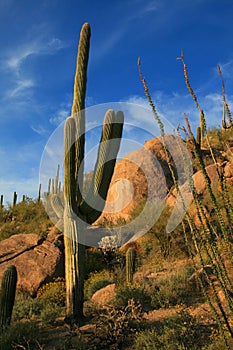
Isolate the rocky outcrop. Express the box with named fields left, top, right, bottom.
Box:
left=0, top=233, right=64, bottom=296
left=97, top=135, right=185, bottom=224
left=166, top=161, right=233, bottom=227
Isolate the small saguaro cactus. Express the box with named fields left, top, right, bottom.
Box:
left=12, top=191, right=17, bottom=207
left=196, top=125, right=201, bottom=147
left=0, top=265, right=17, bottom=329
left=37, top=183, right=42, bottom=203
left=126, top=247, right=136, bottom=284
left=49, top=23, right=124, bottom=324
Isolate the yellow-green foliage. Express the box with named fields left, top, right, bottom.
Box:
left=37, top=277, right=66, bottom=307
left=134, top=311, right=206, bottom=350
left=84, top=270, right=113, bottom=300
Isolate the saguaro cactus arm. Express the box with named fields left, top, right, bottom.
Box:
left=80, top=110, right=124, bottom=223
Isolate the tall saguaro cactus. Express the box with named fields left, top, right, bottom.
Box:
left=0, top=265, right=17, bottom=329
left=61, top=23, right=124, bottom=324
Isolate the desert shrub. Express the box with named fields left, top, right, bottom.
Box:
left=0, top=199, right=52, bottom=241
left=0, top=321, right=43, bottom=350
left=134, top=311, right=202, bottom=350
left=94, top=299, right=143, bottom=349
left=84, top=270, right=113, bottom=300
left=40, top=303, right=63, bottom=326
left=85, top=248, right=107, bottom=275
left=149, top=264, right=195, bottom=309
left=12, top=291, right=42, bottom=321
left=37, top=277, right=66, bottom=307
left=114, top=284, right=151, bottom=311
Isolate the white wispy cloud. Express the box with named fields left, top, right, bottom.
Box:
left=7, top=79, right=35, bottom=98
left=49, top=108, right=70, bottom=126
left=30, top=124, right=48, bottom=136
left=143, top=0, right=160, bottom=13
left=217, top=58, right=233, bottom=80
left=0, top=138, right=45, bottom=203
left=124, top=89, right=231, bottom=132
left=4, top=37, right=65, bottom=74
left=93, top=0, right=161, bottom=62
left=0, top=31, right=66, bottom=104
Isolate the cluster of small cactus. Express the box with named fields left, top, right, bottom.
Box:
left=46, top=23, right=124, bottom=324
left=126, top=248, right=136, bottom=284
left=0, top=265, right=17, bottom=330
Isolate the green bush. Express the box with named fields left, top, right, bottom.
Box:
left=85, top=248, right=107, bottom=276
left=0, top=199, right=52, bottom=241
left=12, top=291, right=42, bottom=321
left=134, top=312, right=200, bottom=350
left=149, top=264, right=195, bottom=309
left=0, top=321, right=43, bottom=349
left=114, top=284, right=151, bottom=311
left=84, top=270, right=113, bottom=300
left=40, top=303, right=63, bottom=326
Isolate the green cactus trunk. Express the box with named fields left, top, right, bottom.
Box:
left=196, top=126, right=201, bottom=147
left=0, top=265, right=17, bottom=329
left=62, top=23, right=124, bottom=324
left=38, top=183, right=41, bottom=203
left=12, top=191, right=17, bottom=207
left=126, top=248, right=136, bottom=284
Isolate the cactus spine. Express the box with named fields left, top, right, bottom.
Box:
left=60, top=23, right=124, bottom=324
left=126, top=248, right=136, bottom=284
left=0, top=265, right=17, bottom=329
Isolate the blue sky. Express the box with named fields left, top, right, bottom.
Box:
left=1, top=0, right=233, bottom=204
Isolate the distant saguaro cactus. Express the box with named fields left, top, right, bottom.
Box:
left=0, top=265, right=17, bottom=329
left=12, top=191, right=17, bottom=207
left=126, top=248, right=136, bottom=284
left=37, top=183, right=41, bottom=203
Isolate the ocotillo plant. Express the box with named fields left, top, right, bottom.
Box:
left=138, top=56, right=233, bottom=347
left=126, top=248, right=136, bottom=284
left=218, top=65, right=233, bottom=130
left=51, top=23, right=124, bottom=324
left=0, top=265, right=17, bottom=330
